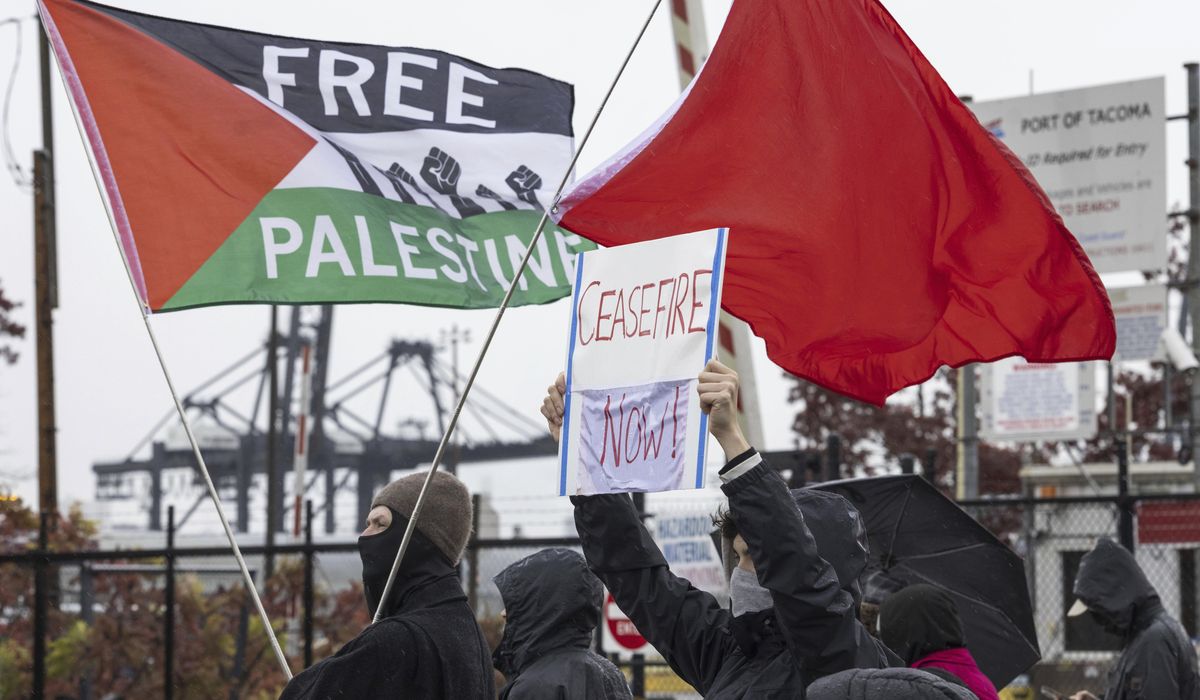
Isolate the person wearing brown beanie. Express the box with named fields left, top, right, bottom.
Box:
left=280, top=470, right=494, bottom=699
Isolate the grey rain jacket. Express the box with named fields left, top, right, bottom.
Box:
left=572, top=453, right=897, bottom=698
left=492, top=548, right=631, bottom=699
left=1073, top=538, right=1199, bottom=700
left=807, top=667, right=978, bottom=700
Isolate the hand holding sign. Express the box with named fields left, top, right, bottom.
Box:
left=556, top=229, right=728, bottom=496
left=541, top=372, right=566, bottom=442
left=545, top=360, right=749, bottom=459
left=698, top=360, right=750, bottom=459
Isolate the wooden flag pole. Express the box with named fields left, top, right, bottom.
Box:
left=372, top=0, right=666, bottom=624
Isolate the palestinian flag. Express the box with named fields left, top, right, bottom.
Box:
left=39, top=0, right=591, bottom=312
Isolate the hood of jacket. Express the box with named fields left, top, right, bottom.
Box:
left=492, top=548, right=601, bottom=676
left=1072, top=538, right=1158, bottom=635
left=722, top=488, right=869, bottom=605
left=879, top=583, right=966, bottom=666
left=807, top=667, right=979, bottom=700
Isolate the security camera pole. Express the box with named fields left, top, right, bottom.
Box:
left=1186, top=63, right=1200, bottom=492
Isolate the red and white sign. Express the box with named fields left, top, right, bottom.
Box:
left=601, top=592, right=648, bottom=655
left=979, top=358, right=1098, bottom=443
left=1109, top=284, right=1167, bottom=362
left=1138, top=501, right=1200, bottom=544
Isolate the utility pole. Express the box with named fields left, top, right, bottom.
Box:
left=34, top=19, right=59, bottom=522
left=33, top=38, right=63, bottom=698
left=1184, top=62, right=1200, bottom=492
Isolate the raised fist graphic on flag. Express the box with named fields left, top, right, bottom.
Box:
left=421, top=147, right=486, bottom=218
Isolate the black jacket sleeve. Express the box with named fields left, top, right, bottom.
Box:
left=279, top=621, right=415, bottom=699
left=572, top=493, right=733, bottom=694
left=722, top=458, right=885, bottom=677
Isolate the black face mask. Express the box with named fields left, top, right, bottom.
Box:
left=357, top=508, right=455, bottom=618
left=1089, top=608, right=1125, bottom=637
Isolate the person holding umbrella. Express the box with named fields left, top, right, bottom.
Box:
left=1067, top=538, right=1198, bottom=700
left=878, top=584, right=1000, bottom=700
left=813, top=475, right=1041, bottom=689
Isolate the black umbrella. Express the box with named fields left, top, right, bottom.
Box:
left=812, top=475, right=1039, bottom=688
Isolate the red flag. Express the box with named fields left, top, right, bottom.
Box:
left=554, top=0, right=1115, bottom=405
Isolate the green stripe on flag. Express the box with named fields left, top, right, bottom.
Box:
left=161, top=188, right=596, bottom=311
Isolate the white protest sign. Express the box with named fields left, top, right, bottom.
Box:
left=970, top=78, right=1166, bottom=274
left=557, top=229, right=728, bottom=496
left=980, top=359, right=1098, bottom=442
left=1109, top=284, right=1167, bottom=362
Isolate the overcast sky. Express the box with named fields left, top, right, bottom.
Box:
left=1, top=0, right=1198, bottom=508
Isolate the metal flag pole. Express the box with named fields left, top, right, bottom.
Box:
left=140, top=321, right=293, bottom=678
left=39, top=11, right=293, bottom=679
left=372, top=0, right=666, bottom=624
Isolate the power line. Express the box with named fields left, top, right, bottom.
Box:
left=0, top=16, right=32, bottom=190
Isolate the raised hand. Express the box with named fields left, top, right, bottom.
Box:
left=326, top=137, right=383, bottom=197
left=539, top=372, right=566, bottom=442
left=505, top=165, right=544, bottom=210
left=380, top=163, right=418, bottom=204
left=421, top=147, right=462, bottom=196
left=475, top=184, right=518, bottom=211
left=697, top=359, right=750, bottom=459
left=390, top=163, right=426, bottom=193
left=420, top=147, right=485, bottom=217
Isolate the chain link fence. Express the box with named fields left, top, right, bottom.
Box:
left=5, top=494, right=1200, bottom=698
left=968, top=495, right=1200, bottom=698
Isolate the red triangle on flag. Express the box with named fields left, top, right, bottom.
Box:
left=42, top=0, right=316, bottom=311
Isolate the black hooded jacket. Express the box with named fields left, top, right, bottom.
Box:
left=492, top=548, right=631, bottom=699
left=1073, top=538, right=1199, bottom=700
left=879, top=584, right=966, bottom=666
left=280, top=515, right=494, bottom=700
left=572, top=452, right=896, bottom=698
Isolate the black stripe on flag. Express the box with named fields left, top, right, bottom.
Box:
left=76, top=0, right=574, bottom=137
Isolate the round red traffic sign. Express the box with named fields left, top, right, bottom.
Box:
left=604, top=593, right=647, bottom=650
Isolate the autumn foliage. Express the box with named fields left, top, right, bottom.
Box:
left=0, top=497, right=368, bottom=699
left=0, top=281, right=24, bottom=366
